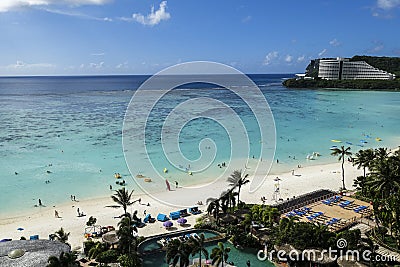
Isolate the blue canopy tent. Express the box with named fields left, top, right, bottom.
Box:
left=169, top=211, right=180, bottom=220
left=157, top=213, right=168, bottom=222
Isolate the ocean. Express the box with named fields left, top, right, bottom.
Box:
left=0, top=74, right=399, bottom=216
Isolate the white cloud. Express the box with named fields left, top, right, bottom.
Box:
left=329, top=38, right=340, bottom=47
left=318, top=48, right=327, bottom=57
left=263, top=51, right=279, bottom=65
left=0, top=0, right=112, bottom=12
left=284, top=55, right=293, bottom=63
left=7, top=60, right=55, bottom=69
left=116, top=62, right=128, bottom=69
left=91, top=52, right=105, bottom=56
left=377, top=0, right=400, bottom=9
left=89, top=62, right=104, bottom=68
left=127, top=1, right=170, bottom=26
left=368, top=42, right=384, bottom=53
left=297, top=55, right=306, bottom=62
left=241, top=15, right=252, bottom=23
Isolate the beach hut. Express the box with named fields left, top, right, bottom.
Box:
left=157, top=213, right=168, bottom=222
left=102, top=231, right=119, bottom=245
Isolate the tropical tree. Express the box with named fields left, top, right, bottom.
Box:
left=367, top=155, right=400, bottom=199
left=353, top=148, right=375, bottom=179
left=54, top=228, right=70, bottom=244
left=117, top=215, right=138, bottom=254
left=47, top=252, right=77, bottom=267
left=210, top=242, right=230, bottom=267
left=88, top=242, right=107, bottom=260
left=117, top=253, right=142, bottom=267
left=206, top=197, right=221, bottom=223
left=166, top=238, right=191, bottom=267
left=189, top=234, right=209, bottom=267
left=111, top=188, right=134, bottom=216
left=227, top=170, right=249, bottom=205
left=331, top=146, right=352, bottom=190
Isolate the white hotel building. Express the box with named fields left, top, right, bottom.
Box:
left=318, top=58, right=396, bottom=80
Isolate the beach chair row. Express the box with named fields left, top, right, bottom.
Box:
left=157, top=207, right=201, bottom=222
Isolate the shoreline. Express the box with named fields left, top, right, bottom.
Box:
left=0, top=160, right=364, bottom=248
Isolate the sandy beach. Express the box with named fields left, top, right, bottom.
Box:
left=0, top=160, right=363, bottom=248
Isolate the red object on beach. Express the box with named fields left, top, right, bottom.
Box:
left=165, top=179, right=171, bottom=191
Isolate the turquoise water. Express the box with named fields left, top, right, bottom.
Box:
left=140, top=232, right=274, bottom=267
left=1, top=75, right=399, bottom=216
left=139, top=229, right=220, bottom=253
left=142, top=243, right=273, bottom=267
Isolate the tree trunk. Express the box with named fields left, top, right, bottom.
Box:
left=341, top=156, right=346, bottom=190
left=237, top=186, right=241, bottom=206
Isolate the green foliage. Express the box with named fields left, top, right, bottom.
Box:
left=210, top=242, right=231, bottom=267
left=117, top=253, right=142, bottom=267
left=96, top=250, right=119, bottom=265
left=86, top=216, right=97, bottom=227
left=54, top=227, right=70, bottom=244
left=283, top=77, right=400, bottom=90
left=83, top=240, right=96, bottom=256
left=46, top=252, right=78, bottom=267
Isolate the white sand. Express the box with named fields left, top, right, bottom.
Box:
left=0, top=161, right=362, bottom=248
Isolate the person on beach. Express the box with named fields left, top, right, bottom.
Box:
left=109, top=185, right=112, bottom=190
left=144, top=210, right=146, bottom=216
left=292, top=170, right=295, bottom=175
left=55, top=210, right=59, bottom=218
left=175, top=181, right=178, bottom=188
left=38, top=199, right=42, bottom=206
left=77, top=208, right=80, bottom=216
left=247, top=260, right=251, bottom=267
left=138, top=198, right=141, bottom=204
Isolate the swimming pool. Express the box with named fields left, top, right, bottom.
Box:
left=138, top=229, right=221, bottom=253
left=139, top=229, right=274, bottom=267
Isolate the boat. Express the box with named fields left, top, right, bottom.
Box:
left=330, top=146, right=337, bottom=150
left=144, top=178, right=152, bottom=182
left=331, top=140, right=342, bottom=143
left=345, top=142, right=353, bottom=145
left=375, top=137, right=382, bottom=141
left=163, top=168, right=168, bottom=173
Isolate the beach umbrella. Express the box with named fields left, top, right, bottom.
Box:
left=163, top=221, right=173, bottom=228
left=17, top=227, right=24, bottom=231
left=177, top=218, right=187, bottom=225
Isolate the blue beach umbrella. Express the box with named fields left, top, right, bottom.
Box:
left=17, top=228, right=24, bottom=231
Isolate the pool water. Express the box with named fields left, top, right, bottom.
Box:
left=139, top=230, right=274, bottom=267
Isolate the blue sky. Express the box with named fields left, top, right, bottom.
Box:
left=0, top=0, right=399, bottom=75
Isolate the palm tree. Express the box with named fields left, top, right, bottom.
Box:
left=353, top=149, right=375, bottom=178
left=331, top=146, right=352, bottom=190
left=227, top=170, right=249, bottom=205
left=47, top=252, right=77, bottom=267
left=189, top=233, right=208, bottom=267
left=210, top=242, right=230, bottom=267
left=117, top=215, right=137, bottom=254
left=54, top=228, right=70, bottom=244
left=111, top=188, right=134, bottom=216
left=88, top=242, right=107, bottom=260
left=367, top=156, right=400, bottom=199
left=206, top=197, right=221, bottom=223
left=166, top=238, right=191, bottom=267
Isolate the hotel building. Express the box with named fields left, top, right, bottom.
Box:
left=318, top=57, right=396, bottom=80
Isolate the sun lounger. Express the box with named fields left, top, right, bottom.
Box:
left=322, top=199, right=332, bottom=205
left=339, top=200, right=353, bottom=208
left=354, top=205, right=367, bottom=213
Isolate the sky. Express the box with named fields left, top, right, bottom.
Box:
left=0, top=0, right=400, bottom=75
